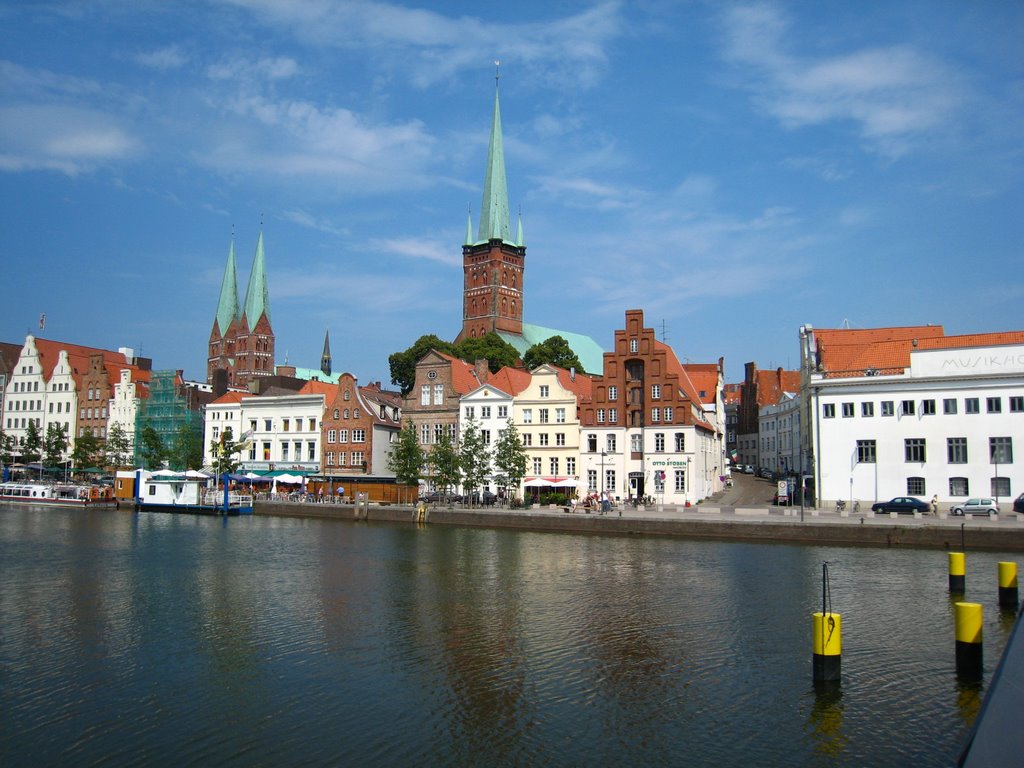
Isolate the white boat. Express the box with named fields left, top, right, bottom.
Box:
left=0, top=481, right=117, bottom=507
left=133, top=471, right=252, bottom=515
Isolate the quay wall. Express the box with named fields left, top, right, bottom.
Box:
left=255, top=501, right=1024, bottom=552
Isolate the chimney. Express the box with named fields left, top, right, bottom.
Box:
left=475, top=359, right=489, bottom=383
left=570, top=367, right=576, bottom=381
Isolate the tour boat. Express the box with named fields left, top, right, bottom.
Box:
left=0, top=481, right=117, bottom=507
left=133, top=472, right=253, bottom=515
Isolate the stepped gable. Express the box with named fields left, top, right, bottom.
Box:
left=653, top=339, right=715, bottom=430
left=31, top=337, right=151, bottom=393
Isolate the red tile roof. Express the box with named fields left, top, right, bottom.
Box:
left=31, top=336, right=151, bottom=393
left=487, top=366, right=533, bottom=396
left=435, top=352, right=484, bottom=395
left=915, top=331, right=1024, bottom=350
left=813, top=325, right=945, bottom=377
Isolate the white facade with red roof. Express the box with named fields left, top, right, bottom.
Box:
left=800, top=324, right=1024, bottom=511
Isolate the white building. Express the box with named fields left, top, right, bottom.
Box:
left=460, top=380, right=517, bottom=495
left=800, top=324, right=1024, bottom=510
left=108, top=368, right=145, bottom=456
left=758, top=391, right=802, bottom=478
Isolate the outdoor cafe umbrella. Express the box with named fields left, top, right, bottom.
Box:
left=523, top=478, right=554, bottom=487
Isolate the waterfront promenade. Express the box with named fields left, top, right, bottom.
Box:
left=256, top=498, right=1024, bottom=552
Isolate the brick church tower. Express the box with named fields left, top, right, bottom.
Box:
left=455, top=79, right=526, bottom=343
left=208, top=231, right=275, bottom=388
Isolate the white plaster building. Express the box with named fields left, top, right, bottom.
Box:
left=108, top=368, right=145, bottom=456
left=461, top=380, right=516, bottom=495
left=758, top=392, right=802, bottom=478
left=800, top=324, right=1024, bottom=510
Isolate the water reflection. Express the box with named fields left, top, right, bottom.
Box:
left=808, top=682, right=848, bottom=759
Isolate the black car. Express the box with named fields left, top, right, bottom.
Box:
left=467, top=490, right=498, bottom=506
left=1014, top=493, right=1024, bottom=514
left=420, top=490, right=462, bottom=504
left=871, top=496, right=931, bottom=514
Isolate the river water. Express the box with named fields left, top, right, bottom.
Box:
left=0, top=505, right=1018, bottom=767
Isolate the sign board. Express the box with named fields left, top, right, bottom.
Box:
left=777, top=480, right=789, bottom=498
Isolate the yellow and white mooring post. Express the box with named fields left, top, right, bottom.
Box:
left=812, top=611, right=842, bottom=682
left=997, top=561, right=1018, bottom=609
left=954, top=602, right=983, bottom=679
left=948, top=552, right=966, bottom=593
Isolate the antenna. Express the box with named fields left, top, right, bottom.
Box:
left=495, top=60, right=500, bottom=85
left=659, top=319, right=669, bottom=344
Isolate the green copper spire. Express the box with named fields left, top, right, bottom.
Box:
left=215, top=239, right=240, bottom=336
left=465, top=209, right=474, bottom=246
left=321, top=329, right=332, bottom=377
left=477, top=85, right=512, bottom=243
left=243, top=230, right=271, bottom=326
left=515, top=211, right=524, bottom=248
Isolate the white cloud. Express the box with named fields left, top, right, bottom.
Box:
left=721, top=3, right=963, bottom=157
left=373, top=236, right=461, bottom=266
left=134, top=45, right=189, bottom=71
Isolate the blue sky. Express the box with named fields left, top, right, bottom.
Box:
left=2, top=1, right=1021, bottom=386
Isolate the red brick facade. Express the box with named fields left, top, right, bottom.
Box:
left=456, top=240, right=525, bottom=342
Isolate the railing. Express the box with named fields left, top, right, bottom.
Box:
left=203, top=490, right=254, bottom=508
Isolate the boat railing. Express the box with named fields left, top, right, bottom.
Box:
left=203, top=489, right=253, bottom=508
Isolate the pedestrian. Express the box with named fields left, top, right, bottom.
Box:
left=600, top=490, right=610, bottom=515
left=931, top=494, right=939, bottom=516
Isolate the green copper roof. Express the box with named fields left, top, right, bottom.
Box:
left=243, top=230, right=271, bottom=326
left=515, top=212, right=524, bottom=248
left=465, top=210, right=474, bottom=246
left=215, top=239, right=240, bottom=336
left=497, top=323, right=606, bottom=375
left=477, top=86, right=512, bottom=244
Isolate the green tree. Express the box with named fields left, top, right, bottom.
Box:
left=21, top=420, right=42, bottom=464
left=105, top=423, right=133, bottom=468
left=169, top=422, right=203, bottom=471
left=388, top=420, right=425, bottom=503
left=389, top=334, right=458, bottom=395
left=492, top=419, right=528, bottom=500
left=454, top=332, right=520, bottom=373
left=71, top=429, right=103, bottom=468
left=0, top=430, right=16, bottom=466
left=43, top=423, right=69, bottom=468
left=430, top=426, right=462, bottom=502
left=458, top=417, right=491, bottom=502
left=523, top=335, right=584, bottom=373
left=137, top=425, right=166, bottom=470
left=209, top=426, right=245, bottom=476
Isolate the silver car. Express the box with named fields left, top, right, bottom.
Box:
left=950, top=498, right=1000, bottom=516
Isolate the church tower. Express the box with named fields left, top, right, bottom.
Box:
left=456, top=78, right=526, bottom=343
left=207, top=231, right=275, bottom=387
left=320, top=329, right=332, bottom=378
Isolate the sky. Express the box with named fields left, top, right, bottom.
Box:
left=2, top=0, right=1022, bottom=387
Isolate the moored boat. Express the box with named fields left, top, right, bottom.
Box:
left=0, top=481, right=117, bottom=507
left=132, top=471, right=252, bottom=515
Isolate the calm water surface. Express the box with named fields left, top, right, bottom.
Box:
left=0, top=505, right=1018, bottom=767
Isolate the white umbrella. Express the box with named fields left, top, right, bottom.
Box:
left=549, top=478, right=577, bottom=487
left=151, top=469, right=179, bottom=477
left=523, top=477, right=553, bottom=487
left=184, top=469, right=211, bottom=479
left=275, top=473, right=303, bottom=484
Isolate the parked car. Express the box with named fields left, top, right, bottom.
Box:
left=1014, top=493, right=1024, bottom=514
left=758, top=467, right=774, bottom=480
left=420, top=490, right=462, bottom=504
left=950, top=498, right=1000, bottom=517
left=871, top=497, right=931, bottom=514
left=743, top=465, right=755, bottom=474
left=467, top=490, right=498, bottom=506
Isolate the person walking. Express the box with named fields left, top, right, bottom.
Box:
left=930, top=494, right=939, bottom=516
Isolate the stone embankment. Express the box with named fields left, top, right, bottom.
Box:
left=256, top=500, right=1024, bottom=552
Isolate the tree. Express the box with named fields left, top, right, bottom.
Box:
left=523, top=335, right=584, bottom=373
left=492, top=419, right=528, bottom=500
left=21, top=420, right=42, bottom=464
left=388, top=420, right=425, bottom=503
left=209, top=426, right=246, bottom=476
left=43, top=423, right=69, bottom=468
left=0, top=431, right=16, bottom=466
left=137, top=425, right=166, bottom=470
left=105, top=423, right=133, bottom=468
left=389, top=334, right=458, bottom=395
left=430, top=426, right=462, bottom=501
left=458, top=417, right=491, bottom=501
left=454, top=332, right=520, bottom=373
left=168, top=422, right=203, bottom=471
left=71, top=430, right=103, bottom=468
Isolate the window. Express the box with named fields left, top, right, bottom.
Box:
left=523, top=409, right=533, bottom=424
left=567, top=457, right=576, bottom=475
left=654, top=471, right=664, bottom=493
left=965, top=398, right=980, bottom=414
left=482, top=430, right=491, bottom=445
left=353, top=409, right=360, bottom=419
left=338, top=453, right=347, bottom=466
left=326, top=452, right=334, bottom=466
left=333, top=408, right=340, bottom=419
left=421, top=424, right=430, bottom=444
left=905, top=438, right=926, bottom=463
left=539, top=408, right=549, bottom=424
left=631, top=433, right=642, bottom=452
left=651, top=407, right=660, bottom=422
left=881, top=401, right=895, bottom=417
left=609, top=409, right=617, bottom=423
left=465, top=406, right=475, bottom=419
left=630, top=338, right=638, bottom=353
left=943, top=398, right=957, bottom=415
left=498, top=405, right=508, bottom=418
left=921, top=399, right=935, bottom=415
left=555, top=433, right=565, bottom=446
left=282, top=419, right=290, bottom=432
left=992, top=477, right=1011, bottom=498
left=587, top=434, right=597, bottom=452
left=587, top=469, right=598, bottom=491
left=308, top=442, right=316, bottom=461
left=606, top=435, right=616, bottom=453
left=664, top=407, right=673, bottom=421
left=675, top=433, right=685, bottom=452
left=990, top=437, right=1013, bottom=464
left=343, top=390, right=351, bottom=401
left=606, top=469, right=616, bottom=491
left=539, top=433, right=549, bottom=446
left=861, top=402, right=874, bottom=417
left=675, top=469, right=686, bottom=493
left=987, top=397, right=1002, bottom=414
left=651, top=384, right=661, bottom=399
left=282, top=443, right=289, bottom=461
left=856, top=440, right=876, bottom=463
left=549, top=458, right=559, bottom=474
left=434, top=424, right=443, bottom=443
left=351, top=451, right=364, bottom=467
left=655, top=433, right=665, bottom=452
left=901, top=400, right=915, bottom=416
left=481, top=406, right=491, bottom=419
left=907, top=477, right=926, bottom=495
left=264, top=419, right=272, bottom=431
left=522, top=433, right=532, bottom=447
left=949, top=477, right=969, bottom=496
left=1010, top=396, right=1023, bottom=413
left=421, top=385, right=430, bottom=406
left=597, top=409, right=605, bottom=423
left=353, top=429, right=366, bottom=443
left=947, top=437, right=968, bottom=464
left=608, top=386, right=618, bottom=401
left=338, top=429, right=349, bottom=443
left=555, top=408, right=566, bottom=423
left=823, top=403, right=835, bottom=419
left=212, top=427, right=220, bottom=441
left=539, top=385, right=549, bottom=398
left=842, top=403, right=854, bottom=418
left=433, top=383, right=444, bottom=405
left=533, top=457, right=542, bottom=474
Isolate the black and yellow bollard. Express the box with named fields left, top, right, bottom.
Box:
left=812, top=612, right=842, bottom=682
left=998, top=562, right=1018, bottom=609
left=948, top=552, right=966, bottom=593
left=954, top=602, right=983, bottom=679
